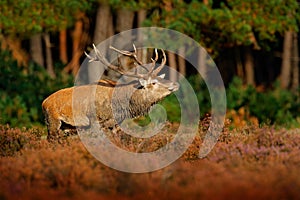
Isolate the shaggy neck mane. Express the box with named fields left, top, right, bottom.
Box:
left=94, top=79, right=140, bottom=88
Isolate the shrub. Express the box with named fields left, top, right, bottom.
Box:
left=227, top=77, right=300, bottom=126
left=0, top=50, right=73, bottom=127
left=159, top=75, right=211, bottom=123
left=0, top=125, right=42, bottom=156
left=163, top=76, right=300, bottom=126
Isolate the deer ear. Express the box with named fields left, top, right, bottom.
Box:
left=139, top=79, right=148, bottom=87
left=158, top=73, right=165, bottom=79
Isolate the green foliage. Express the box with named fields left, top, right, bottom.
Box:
left=0, top=50, right=74, bottom=127
left=161, top=75, right=299, bottom=126
left=227, top=77, right=300, bottom=126
left=219, top=0, right=299, bottom=44
left=160, top=93, right=181, bottom=123
left=160, top=75, right=211, bottom=123
left=146, top=0, right=300, bottom=55
left=187, top=75, right=211, bottom=116
left=0, top=0, right=94, bottom=37
left=108, top=0, right=159, bottom=11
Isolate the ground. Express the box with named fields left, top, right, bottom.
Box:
left=0, top=122, right=300, bottom=200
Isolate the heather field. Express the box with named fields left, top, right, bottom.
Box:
left=1, top=122, right=300, bottom=200
left=2, top=1, right=300, bottom=200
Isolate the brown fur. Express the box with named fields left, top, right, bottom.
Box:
left=42, top=79, right=178, bottom=140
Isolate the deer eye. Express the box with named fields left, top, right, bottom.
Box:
left=151, top=79, right=158, bottom=85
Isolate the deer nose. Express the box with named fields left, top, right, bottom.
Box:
left=168, top=82, right=179, bottom=91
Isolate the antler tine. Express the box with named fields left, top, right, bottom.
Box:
left=86, top=44, right=145, bottom=79
left=148, top=48, right=159, bottom=75
left=132, top=43, right=137, bottom=54
left=110, top=45, right=144, bottom=66
left=152, top=49, right=167, bottom=76
left=109, top=45, right=150, bottom=73
left=84, top=51, right=94, bottom=62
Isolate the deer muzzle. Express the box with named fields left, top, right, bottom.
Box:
left=168, top=82, right=180, bottom=91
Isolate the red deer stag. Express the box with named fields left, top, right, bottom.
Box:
left=42, top=44, right=179, bottom=141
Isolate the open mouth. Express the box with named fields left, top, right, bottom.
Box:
left=168, top=82, right=180, bottom=91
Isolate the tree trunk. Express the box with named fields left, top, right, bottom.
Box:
left=59, top=29, right=68, bottom=64
left=234, top=47, right=244, bottom=80
left=43, top=33, right=55, bottom=78
left=107, top=10, right=114, bottom=38
left=89, top=3, right=112, bottom=82
left=280, top=31, right=293, bottom=89
left=71, top=19, right=83, bottom=75
left=178, top=47, right=186, bottom=77
left=91, top=2, right=113, bottom=85
left=112, top=8, right=135, bottom=73
left=114, top=8, right=135, bottom=49
left=244, top=46, right=255, bottom=86
left=1, top=36, right=29, bottom=66
left=168, top=51, right=177, bottom=81
left=203, top=0, right=209, bottom=5
left=30, top=34, right=44, bottom=66
left=93, top=3, right=113, bottom=44
left=137, top=9, right=147, bottom=28
left=64, top=16, right=86, bottom=75
left=291, top=32, right=299, bottom=90
left=137, top=9, right=147, bottom=63
left=115, top=9, right=135, bottom=33
left=198, top=47, right=207, bottom=80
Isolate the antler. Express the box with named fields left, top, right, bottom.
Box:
left=148, top=48, right=159, bottom=74
left=85, top=44, right=167, bottom=79
left=110, top=44, right=151, bottom=72
left=149, top=48, right=166, bottom=77
left=85, top=44, right=146, bottom=79
left=109, top=44, right=142, bottom=65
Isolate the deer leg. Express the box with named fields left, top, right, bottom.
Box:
left=45, top=115, right=62, bottom=141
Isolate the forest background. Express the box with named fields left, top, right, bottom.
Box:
left=0, top=0, right=300, bottom=128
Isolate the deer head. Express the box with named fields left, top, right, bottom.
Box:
left=85, top=44, right=179, bottom=92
